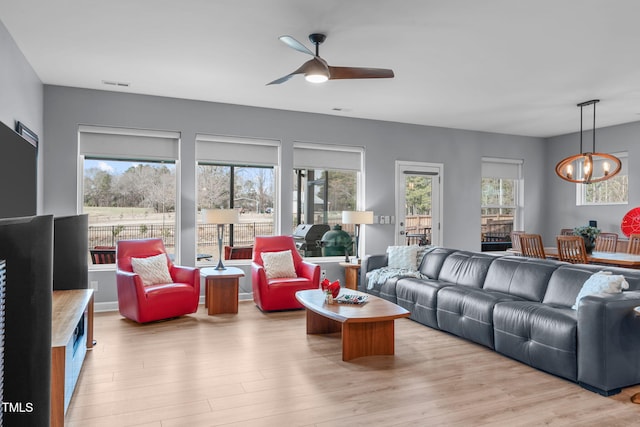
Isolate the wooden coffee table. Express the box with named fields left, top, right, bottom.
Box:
left=295, top=289, right=410, bottom=361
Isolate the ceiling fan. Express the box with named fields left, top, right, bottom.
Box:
left=267, top=33, right=395, bottom=85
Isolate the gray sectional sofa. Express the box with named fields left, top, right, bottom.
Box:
left=360, top=247, right=640, bottom=396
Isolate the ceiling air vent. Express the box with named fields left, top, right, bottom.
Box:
left=102, top=80, right=130, bottom=87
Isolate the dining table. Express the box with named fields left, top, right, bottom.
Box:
left=516, top=247, right=640, bottom=268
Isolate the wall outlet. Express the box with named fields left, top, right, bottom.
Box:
left=90, top=280, right=99, bottom=292
left=320, top=270, right=327, bottom=280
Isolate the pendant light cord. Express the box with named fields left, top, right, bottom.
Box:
left=592, top=101, right=596, bottom=153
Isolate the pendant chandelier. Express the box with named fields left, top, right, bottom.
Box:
left=555, top=99, right=621, bottom=184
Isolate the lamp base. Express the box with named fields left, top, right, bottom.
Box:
left=215, top=225, right=226, bottom=270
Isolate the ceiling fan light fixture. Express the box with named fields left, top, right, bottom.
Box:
left=303, top=58, right=329, bottom=83
left=304, top=72, right=329, bottom=83
left=555, top=99, right=622, bottom=184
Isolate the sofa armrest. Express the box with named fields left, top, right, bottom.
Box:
left=170, top=265, right=200, bottom=293
left=577, top=291, right=640, bottom=395
left=360, top=254, right=388, bottom=292
left=251, top=262, right=267, bottom=308
left=297, top=260, right=320, bottom=284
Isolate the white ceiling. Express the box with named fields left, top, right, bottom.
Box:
left=2, top=0, right=640, bottom=138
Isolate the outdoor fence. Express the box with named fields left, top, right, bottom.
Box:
left=405, top=215, right=432, bottom=234
left=89, top=214, right=515, bottom=263
left=481, top=215, right=514, bottom=241
left=89, top=215, right=515, bottom=249
left=88, top=222, right=275, bottom=250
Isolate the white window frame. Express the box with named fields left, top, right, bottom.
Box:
left=195, top=134, right=281, bottom=236
left=481, top=157, right=524, bottom=232
left=293, top=142, right=366, bottom=259
left=77, top=125, right=181, bottom=265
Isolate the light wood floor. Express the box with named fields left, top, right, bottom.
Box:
left=67, top=301, right=640, bottom=426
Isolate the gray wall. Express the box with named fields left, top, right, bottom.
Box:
left=544, top=121, right=640, bottom=245
left=43, top=85, right=547, bottom=306
left=0, top=20, right=43, bottom=210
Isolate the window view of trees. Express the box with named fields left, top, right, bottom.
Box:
left=83, top=159, right=177, bottom=260
left=578, top=153, right=628, bottom=205
left=583, top=175, right=628, bottom=204
left=197, top=164, right=275, bottom=258
left=405, top=175, right=432, bottom=216
left=293, top=169, right=358, bottom=227
left=404, top=174, right=434, bottom=245
left=85, top=162, right=176, bottom=212
left=481, top=177, right=516, bottom=242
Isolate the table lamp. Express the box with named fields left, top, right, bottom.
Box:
left=342, top=210, right=374, bottom=262
left=202, top=208, right=239, bottom=270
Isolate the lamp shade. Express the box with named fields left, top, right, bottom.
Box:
left=342, top=210, right=374, bottom=225
left=202, top=208, right=239, bottom=224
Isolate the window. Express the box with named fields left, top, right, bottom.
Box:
left=578, top=152, right=628, bottom=205
left=481, top=158, right=523, bottom=245
left=79, top=126, right=180, bottom=265
left=196, top=135, right=279, bottom=262
left=197, top=164, right=275, bottom=260
left=293, top=143, right=364, bottom=257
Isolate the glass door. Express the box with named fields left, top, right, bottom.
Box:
left=395, top=161, right=442, bottom=246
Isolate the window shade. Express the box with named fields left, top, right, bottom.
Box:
left=196, top=134, right=279, bottom=166
left=293, top=143, right=363, bottom=171
left=79, top=125, right=179, bottom=161
left=481, top=157, right=522, bottom=179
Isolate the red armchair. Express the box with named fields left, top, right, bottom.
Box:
left=252, top=235, right=320, bottom=311
left=116, top=238, right=200, bottom=323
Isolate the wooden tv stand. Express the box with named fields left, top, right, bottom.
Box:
left=51, top=289, right=94, bottom=427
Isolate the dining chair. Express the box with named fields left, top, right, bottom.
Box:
left=560, top=228, right=574, bottom=236
left=519, top=233, right=546, bottom=259
left=594, top=232, right=618, bottom=252
left=556, top=235, right=588, bottom=264
left=628, top=234, right=640, bottom=255
left=510, top=230, right=525, bottom=253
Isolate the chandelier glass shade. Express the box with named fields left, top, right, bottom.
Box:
left=555, top=100, right=621, bottom=184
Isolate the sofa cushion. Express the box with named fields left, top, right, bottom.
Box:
left=396, top=277, right=449, bottom=328
left=387, top=245, right=419, bottom=270
left=543, top=265, right=602, bottom=308
left=483, top=256, right=562, bottom=301
left=418, top=247, right=457, bottom=279
left=437, top=286, right=523, bottom=349
left=437, top=251, right=497, bottom=288
left=493, top=301, right=577, bottom=381
left=364, top=273, right=404, bottom=302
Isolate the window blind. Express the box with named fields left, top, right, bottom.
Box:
left=196, top=134, right=279, bottom=166
left=79, top=125, right=179, bottom=161
left=293, top=143, right=363, bottom=171
left=481, top=157, right=523, bottom=179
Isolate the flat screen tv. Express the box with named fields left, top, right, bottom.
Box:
left=0, top=121, right=37, bottom=218
left=0, top=215, right=53, bottom=425
left=54, top=214, right=89, bottom=290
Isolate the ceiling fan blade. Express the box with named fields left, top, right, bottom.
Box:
left=266, top=73, right=297, bottom=85
left=267, top=59, right=326, bottom=85
left=328, top=66, right=395, bottom=80
left=279, top=35, right=314, bottom=56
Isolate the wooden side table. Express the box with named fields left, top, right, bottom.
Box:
left=339, top=262, right=361, bottom=290
left=200, top=267, right=245, bottom=315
